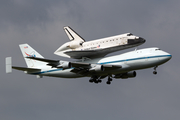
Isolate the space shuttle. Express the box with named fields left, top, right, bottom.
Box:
left=54, top=26, right=146, bottom=59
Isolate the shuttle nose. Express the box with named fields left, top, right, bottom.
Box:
left=137, top=37, right=146, bottom=43
left=128, top=37, right=146, bottom=44
left=135, top=37, right=146, bottom=43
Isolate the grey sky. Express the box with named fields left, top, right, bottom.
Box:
left=1, top=0, right=180, bottom=120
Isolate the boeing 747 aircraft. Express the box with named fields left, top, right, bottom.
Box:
left=54, top=26, right=145, bottom=59
left=6, top=44, right=171, bottom=84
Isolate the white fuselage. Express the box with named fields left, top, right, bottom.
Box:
left=54, top=33, right=145, bottom=59
left=31, top=47, right=171, bottom=79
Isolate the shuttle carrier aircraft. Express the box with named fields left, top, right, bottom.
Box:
left=6, top=44, right=171, bottom=85
left=54, top=26, right=145, bottom=59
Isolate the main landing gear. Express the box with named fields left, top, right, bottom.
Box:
left=89, top=75, right=113, bottom=85
left=89, top=77, right=102, bottom=84
left=153, top=66, right=158, bottom=75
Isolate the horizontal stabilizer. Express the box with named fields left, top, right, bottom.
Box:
left=5, top=57, right=41, bottom=73
left=6, top=57, right=12, bottom=73
left=12, top=66, right=41, bottom=72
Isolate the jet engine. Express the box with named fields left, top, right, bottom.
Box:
left=89, top=65, right=104, bottom=72
left=114, top=71, right=136, bottom=79
left=57, top=61, right=72, bottom=69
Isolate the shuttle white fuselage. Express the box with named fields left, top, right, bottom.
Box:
left=54, top=26, right=146, bottom=59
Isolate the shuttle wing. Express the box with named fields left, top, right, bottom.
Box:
left=64, top=50, right=106, bottom=59
left=63, top=44, right=134, bottom=59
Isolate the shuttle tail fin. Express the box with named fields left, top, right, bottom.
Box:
left=19, top=44, right=47, bottom=68
left=64, top=26, right=85, bottom=42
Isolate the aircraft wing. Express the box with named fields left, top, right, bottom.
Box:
left=26, top=57, right=122, bottom=76
left=70, top=64, right=122, bottom=76
left=26, top=57, right=91, bottom=68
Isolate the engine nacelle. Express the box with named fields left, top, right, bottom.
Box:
left=114, top=71, right=136, bottom=79
left=89, top=65, right=104, bottom=72
left=57, top=61, right=72, bottom=69
left=68, top=40, right=84, bottom=49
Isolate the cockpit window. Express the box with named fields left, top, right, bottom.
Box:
left=155, top=48, right=161, bottom=51
left=127, top=33, right=133, bottom=36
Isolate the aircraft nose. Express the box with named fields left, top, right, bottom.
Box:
left=161, top=52, right=172, bottom=63
left=166, top=53, right=172, bottom=61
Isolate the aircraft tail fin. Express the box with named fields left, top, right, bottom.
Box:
left=19, top=44, right=47, bottom=68
left=64, top=26, right=85, bottom=42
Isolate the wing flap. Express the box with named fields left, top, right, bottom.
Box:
left=71, top=62, right=90, bottom=68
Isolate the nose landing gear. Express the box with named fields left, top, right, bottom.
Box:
left=89, top=75, right=113, bottom=85
left=106, top=76, right=112, bottom=85
left=153, top=66, right=158, bottom=75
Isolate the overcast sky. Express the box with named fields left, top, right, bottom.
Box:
left=1, top=0, right=180, bottom=120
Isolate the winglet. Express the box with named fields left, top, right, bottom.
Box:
left=64, top=26, right=85, bottom=42
left=6, top=57, right=12, bottom=73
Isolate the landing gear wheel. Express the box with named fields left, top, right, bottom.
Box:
left=106, top=81, right=111, bottom=85
left=153, top=71, right=157, bottom=75
left=153, top=66, right=158, bottom=75
left=89, top=80, right=93, bottom=83
left=98, top=79, right=102, bottom=83
left=94, top=80, right=98, bottom=84
left=108, top=76, right=112, bottom=81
